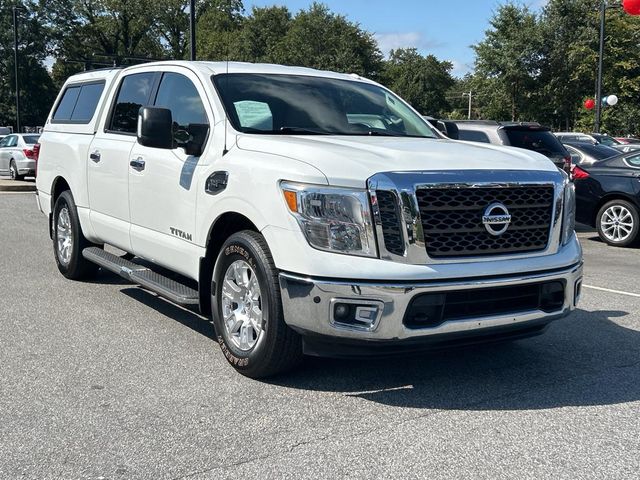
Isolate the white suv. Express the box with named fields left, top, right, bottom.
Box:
left=36, top=61, right=583, bottom=377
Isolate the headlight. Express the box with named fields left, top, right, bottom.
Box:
left=561, top=181, right=576, bottom=245
left=281, top=182, right=377, bottom=257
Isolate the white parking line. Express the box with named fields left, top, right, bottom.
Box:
left=583, top=284, right=640, bottom=298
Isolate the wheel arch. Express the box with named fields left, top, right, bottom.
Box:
left=48, top=176, right=72, bottom=239
left=198, top=212, right=260, bottom=316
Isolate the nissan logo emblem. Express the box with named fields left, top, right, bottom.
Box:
left=482, top=202, right=512, bottom=236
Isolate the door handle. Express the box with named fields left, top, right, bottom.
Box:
left=90, top=151, right=101, bottom=162
left=130, top=158, right=145, bottom=171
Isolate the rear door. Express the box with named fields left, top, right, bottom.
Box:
left=88, top=72, right=159, bottom=251
left=128, top=69, right=212, bottom=277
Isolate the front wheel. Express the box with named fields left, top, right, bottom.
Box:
left=212, top=231, right=302, bottom=378
left=53, top=191, right=98, bottom=279
left=596, top=199, right=639, bottom=247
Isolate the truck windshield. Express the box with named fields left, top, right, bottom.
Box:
left=212, top=73, right=437, bottom=138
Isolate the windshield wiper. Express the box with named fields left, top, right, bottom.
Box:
left=278, top=126, right=331, bottom=135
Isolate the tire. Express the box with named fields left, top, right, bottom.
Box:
left=9, top=160, right=23, bottom=181
left=596, top=199, right=640, bottom=247
left=212, top=230, right=302, bottom=378
left=53, top=190, right=98, bottom=279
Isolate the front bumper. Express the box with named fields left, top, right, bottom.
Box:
left=279, top=262, right=583, bottom=346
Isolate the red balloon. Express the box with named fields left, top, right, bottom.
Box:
left=584, top=99, right=595, bottom=110
left=623, top=0, right=640, bottom=15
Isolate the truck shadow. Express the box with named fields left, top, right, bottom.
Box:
left=113, top=284, right=640, bottom=411
left=270, top=309, right=640, bottom=411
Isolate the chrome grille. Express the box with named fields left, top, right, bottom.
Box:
left=416, top=185, right=555, bottom=258
left=376, top=190, right=405, bottom=256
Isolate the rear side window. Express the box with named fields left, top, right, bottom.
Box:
left=52, top=82, right=105, bottom=123
left=109, top=73, right=156, bottom=134
left=504, top=129, right=566, bottom=156
left=22, top=135, right=40, bottom=145
left=458, top=129, right=491, bottom=143
left=625, top=154, right=640, bottom=167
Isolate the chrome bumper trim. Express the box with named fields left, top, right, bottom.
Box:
left=279, top=262, right=583, bottom=341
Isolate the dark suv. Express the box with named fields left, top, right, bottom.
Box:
left=454, top=121, right=571, bottom=173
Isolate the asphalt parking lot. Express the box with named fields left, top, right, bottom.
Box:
left=1, top=192, right=639, bottom=479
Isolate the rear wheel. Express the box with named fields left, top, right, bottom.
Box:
left=212, top=231, right=302, bottom=378
left=9, top=160, right=23, bottom=181
left=53, top=190, right=98, bottom=279
left=596, top=199, right=639, bottom=247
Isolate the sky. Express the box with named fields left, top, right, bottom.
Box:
left=244, top=0, right=549, bottom=77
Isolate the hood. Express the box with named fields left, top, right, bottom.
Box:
left=236, top=135, right=558, bottom=188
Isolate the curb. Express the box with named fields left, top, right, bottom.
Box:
left=0, top=180, right=37, bottom=192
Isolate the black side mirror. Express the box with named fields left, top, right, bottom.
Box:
left=181, top=123, right=209, bottom=157
left=441, top=120, right=459, bottom=140
left=137, top=107, right=174, bottom=149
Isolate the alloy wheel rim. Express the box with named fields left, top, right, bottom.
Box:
left=601, top=205, right=634, bottom=242
left=56, top=207, right=73, bottom=265
left=221, top=259, right=264, bottom=351
left=10, top=164, right=16, bottom=180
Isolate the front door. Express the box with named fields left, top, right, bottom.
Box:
left=128, top=71, right=211, bottom=278
left=87, top=71, right=159, bottom=251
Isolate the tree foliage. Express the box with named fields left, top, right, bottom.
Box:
left=4, top=0, right=640, bottom=134
left=383, top=48, right=454, bottom=117
left=0, top=0, right=56, bottom=127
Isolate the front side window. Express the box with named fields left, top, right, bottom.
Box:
left=213, top=73, right=436, bottom=138
left=154, top=73, right=209, bottom=130
left=0, top=136, right=11, bottom=148
left=109, top=73, right=156, bottom=134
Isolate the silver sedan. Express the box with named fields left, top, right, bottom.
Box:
left=0, top=134, right=40, bottom=180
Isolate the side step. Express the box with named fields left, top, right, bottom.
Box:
left=82, top=247, right=199, bottom=306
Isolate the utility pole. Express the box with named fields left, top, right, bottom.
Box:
left=594, top=1, right=606, bottom=133
left=462, top=91, right=472, bottom=120
left=190, top=0, right=196, bottom=61
left=13, top=7, right=24, bottom=133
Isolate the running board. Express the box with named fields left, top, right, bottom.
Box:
left=82, top=247, right=199, bottom=306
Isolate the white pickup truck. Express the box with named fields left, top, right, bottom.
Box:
left=36, top=61, right=583, bottom=378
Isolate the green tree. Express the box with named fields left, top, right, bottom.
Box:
left=238, top=6, right=291, bottom=63
left=473, top=4, right=543, bottom=121
left=383, top=48, right=454, bottom=116
left=276, top=3, right=383, bottom=78
left=196, top=0, right=244, bottom=60
left=0, top=0, right=56, bottom=128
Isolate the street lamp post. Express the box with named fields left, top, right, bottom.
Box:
left=12, top=6, right=25, bottom=133
left=190, top=0, right=196, bottom=61
left=594, top=1, right=606, bottom=133
left=462, top=91, right=472, bottom=120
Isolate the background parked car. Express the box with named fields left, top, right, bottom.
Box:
left=555, top=132, right=598, bottom=144
left=615, top=137, right=640, bottom=144
left=574, top=150, right=640, bottom=247
left=454, top=120, right=571, bottom=172
left=0, top=133, right=40, bottom=180
left=590, top=133, right=621, bottom=147
left=562, top=141, right=620, bottom=166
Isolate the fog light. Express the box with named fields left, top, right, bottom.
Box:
left=330, top=300, right=383, bottom=331
left=334, top=303, right=350, bottom=320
